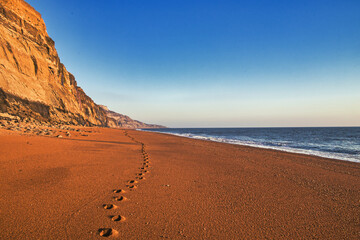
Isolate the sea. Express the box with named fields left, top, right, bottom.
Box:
left=140, top=127, right=360, bottom=163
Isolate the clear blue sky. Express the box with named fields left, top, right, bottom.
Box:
left=27, top=0, right=360, bottom=127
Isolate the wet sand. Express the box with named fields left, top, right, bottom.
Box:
left=0, top=128, right=359, bottom=239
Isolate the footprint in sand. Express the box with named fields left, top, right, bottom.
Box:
left=127, top=180, right=138, bottom=184
left=127, top=185, right=137, bottom=189
left=113, top=196, right=127, bottom=201
left=103, top=204, right=117, bottom=209
left=113, top=189, right=125, bottom=193
left=110, top=215, right=126, bottom=222
left=136, top=176, right=145, bottom=180
left=98, top=228, right=118, bottom=237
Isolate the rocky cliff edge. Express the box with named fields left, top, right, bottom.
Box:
left=0, top=0, right=163, bottom=129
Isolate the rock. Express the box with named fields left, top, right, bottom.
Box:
left=99, top=105, right=165, bottom=129
left=57, top=135, right=63, bottom=138
left=0, top=0, right=109, bottom=127
left=0, top=0, right=164, bottom=129
left=0, top=113, right=18, bottom=120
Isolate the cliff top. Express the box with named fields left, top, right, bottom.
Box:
left=0, top=0, right=46, bottom=34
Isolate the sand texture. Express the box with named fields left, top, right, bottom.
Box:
left=0, top=128, right=359, bottom=239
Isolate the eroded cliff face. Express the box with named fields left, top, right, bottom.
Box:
left=0, top=0, right=109, bottom=126
left=0, top=0, right=162, bottom=128
left=100, top=105, right=165, bottom=129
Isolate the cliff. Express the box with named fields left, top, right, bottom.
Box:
left=100, top=105, right=165, bottom=129
left=0, top=0, right=162, bottom=128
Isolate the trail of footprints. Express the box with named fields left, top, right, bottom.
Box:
left=97, top=131, right=150, bottom=237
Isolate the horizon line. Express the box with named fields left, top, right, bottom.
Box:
left=146, top=126, right=360, bottom=129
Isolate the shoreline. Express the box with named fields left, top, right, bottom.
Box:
left=139, top=128, right=360, bottom=164
left=1, top=127, right=359, bottom=239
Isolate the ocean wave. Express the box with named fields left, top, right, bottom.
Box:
left=139, top=129, right=360, bottom=163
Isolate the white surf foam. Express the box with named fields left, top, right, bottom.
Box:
left=138, top=129, right=360, bottom=163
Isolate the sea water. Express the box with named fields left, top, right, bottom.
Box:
left=141, top=127, right=360, bottom=163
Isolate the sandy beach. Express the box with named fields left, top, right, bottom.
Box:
left=0, top=127, right=359, bottom=239
left=1, top=1, right=359, bottom=239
